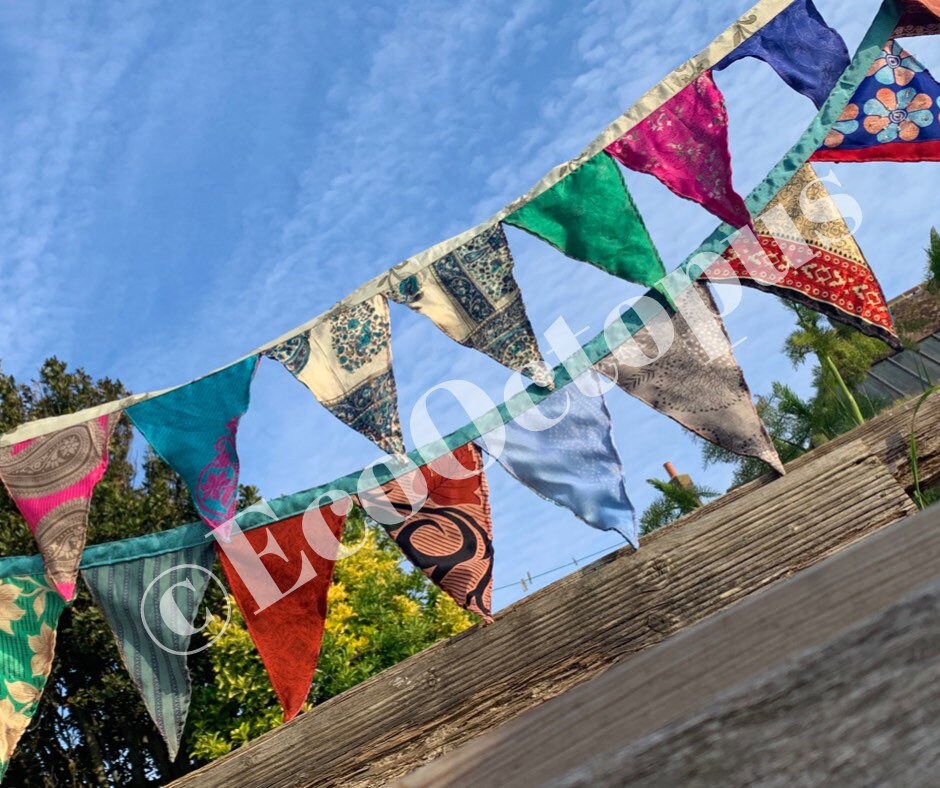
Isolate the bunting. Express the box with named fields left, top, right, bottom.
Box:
left=216, top=506, right=346, bottom=720
left=0, top=413, right=119, bottom=601
left=265, top=294, right=405, bottom=455
left=127, top=356, right=258, bottom=533
left=605, top=70, right=750, bottom=230
left=503, top=152, right=666, bottom=288
left=0, top=574, right=66, bottom=779
left=596, top=283, right=784, bottom=474
left=82, top=543, right=215, bottom=761
left=357, top=443, right=494, bottom=621
left=895, top=0, right=940, bottom=37
left=813, top=40, right=940, bottom=163
left=386, top=224, right=552, bottom=387
left=705, top=163, right=900, bottom=347
left=714, top=0, right=849, bottom=109
left=479, top=371, right=637, bottom=547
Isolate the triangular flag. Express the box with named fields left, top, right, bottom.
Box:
left=503, top=152, right=666, bottom=288
left=126, top=356, right=258, bottom=532
left=0, top=413, right=119, bottom=600
left=265, top=294, right=405, bottom=455
left=706, top=163, right=900, bottom=348
left=605, top=70, right=750, bottom=230
left=478, top=370, right=637, bottom=548
left=82, top=543, right=215, bottom=761
left=596, top=282, right=784, bottom=474
left=387, top=224, right=552, bottom=387
left=895, top=0, right=940, bottom=37
left=0, top=574, right=66, bottom=779
left=813, top=40, right=940, bottom=163
left=715, top=0, right=849, bottom=109
left=216, top=505, right=347, bottom=720
left=357, top=443, right=494, bottom=621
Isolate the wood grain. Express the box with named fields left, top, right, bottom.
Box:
left=403, top=504, right=940, bottom=786
left=171, top=395, right=928, bottom=788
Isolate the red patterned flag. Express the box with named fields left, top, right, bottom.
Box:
left=217, top=505, right=347, bottom=720
left=606, top=70, right=750, bottom=229
left=706, top=164, right=900, bottom=348
left=357, top=443, right=494, bottom=622
left=895, top=0, right=940, bottom=37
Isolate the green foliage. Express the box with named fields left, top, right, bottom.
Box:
left=926, top=227, right=940, bottom=293
left=186, top=508, right=472, bottom=759
left=639, top=478, right=718, bottom=536
left=0, top=359, right=472, bottom=784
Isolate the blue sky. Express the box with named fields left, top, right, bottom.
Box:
left=0, top=0, right=937, bottom=610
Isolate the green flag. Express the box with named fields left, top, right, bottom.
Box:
left=83, top=543, right=215, bottom=761
left=0, top=574, right=66, bottom=779
left=504, top=152, right=666, bottom=287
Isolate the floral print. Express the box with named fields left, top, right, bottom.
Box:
left=823, top=103, right=860, bottom=148
left=329, top=300, right=391, bottom=374
left=868, top=40, right=924, bottom=87
left=863, top=87, right=935, bottom=143
left=0, top=576, right=65, bottom=777
left=813, top=40, right=940, bottom=162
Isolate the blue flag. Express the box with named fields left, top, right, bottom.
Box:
left=715, top=0, right=849, bottom=109
left=127, top=356, right=258, bottom=533
left=479, top=371, right=637, bottom=547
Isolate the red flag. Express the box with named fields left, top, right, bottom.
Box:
left=217, top=505, right=347, bottom=720
left=358, top=443, right=494, bottom=622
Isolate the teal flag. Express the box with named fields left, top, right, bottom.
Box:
left=504, top=152, right=666, bottom=287
left=82, top=542, right=215, bottom=761
left=0, top=574, right=66, bottom=779
left=127, top=356, right=258, bottom=532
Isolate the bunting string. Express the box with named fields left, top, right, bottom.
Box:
left=0, top=0, right=908, bottom=580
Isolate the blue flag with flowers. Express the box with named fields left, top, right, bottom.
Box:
left=813, top=40, right=940, bottom=163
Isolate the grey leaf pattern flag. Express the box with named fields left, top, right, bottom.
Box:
left=82, top=542, right=215, bottom=761
left=595, top=282, right=784, bottom=474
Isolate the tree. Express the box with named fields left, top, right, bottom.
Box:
left=0, top=359, right=473, bottom=783
left=0, top=358, right=202, bottom=786
left=186, top=507, right=471, bottom=759
left=639, top=477, right=718, bottom=535
left=926, top=227, right=940, bottom=292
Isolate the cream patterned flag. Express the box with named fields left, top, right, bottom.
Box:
left=266, top=294, right=405, bottom=454
left=386, top=224, right=552, bottom=387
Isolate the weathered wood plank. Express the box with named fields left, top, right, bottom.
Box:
left=172, top=432, right=917, bottom=788
left=402, top=505, right=940, bottom=787
left=557, top=577, right=940, bottom=787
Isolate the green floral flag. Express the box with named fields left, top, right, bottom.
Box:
left=0, top=575, right=66, bottom=779
left=503, top=152, right=666, bottom=287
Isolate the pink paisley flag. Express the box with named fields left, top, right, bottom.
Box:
left=605, top=70, right=750, bottom=230
left=0, top=413, right=120, bottom=600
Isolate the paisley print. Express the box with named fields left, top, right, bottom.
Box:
left=264, top=334, right=311, bottom=375
left=0, top=413, right=119, bottom=600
